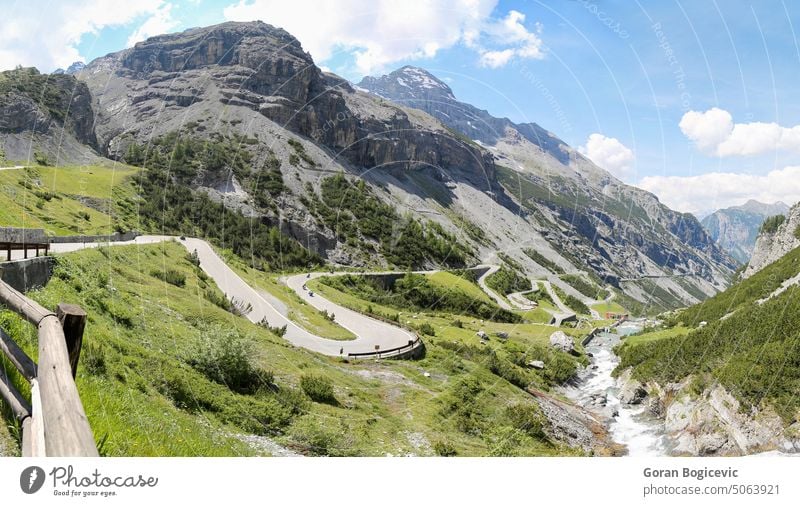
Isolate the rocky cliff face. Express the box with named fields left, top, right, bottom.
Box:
left=617, top=369, right=800, bottom=456
left=745, top=202, right=800, bottom=277
left=701, top=200, right=789, bottom=264
left=0, top=67, right=99, bottom=163
left=360, top=66, right=736, bottom=307
left=88, top=22, right=494, bottom=188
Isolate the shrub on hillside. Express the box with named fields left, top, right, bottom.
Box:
left=300, top=374, right=336, bottom=404
left=186, top=328, right=271, bottom=394
left=150, top=268, right=186, bottom=287
left=504, top=403, right=547, bottom=440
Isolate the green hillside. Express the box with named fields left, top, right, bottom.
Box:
left=0, top=241, right=589, bottom=456
left=616, top=246, right=800, bottom=422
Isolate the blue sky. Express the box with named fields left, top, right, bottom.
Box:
left=3, top=0, right=800, bottom=214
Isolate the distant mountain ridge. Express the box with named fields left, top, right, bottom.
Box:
left=701, top=199, right=790, bottom=264
left=359, top=66, right=573, bottom=164
left=359, top=65, right=736, bottom=309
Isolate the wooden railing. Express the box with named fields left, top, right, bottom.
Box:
left=0, top=279, right=97, bottom=456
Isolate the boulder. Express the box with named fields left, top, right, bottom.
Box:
left=527, top=360, right=545, bottom=370
left=549, top=331, right=574, bottom=353
left=617, top=369, right=646, bottom=405
left=476, top=329, right=488, bottom=340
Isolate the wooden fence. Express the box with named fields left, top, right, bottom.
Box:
left=0, top=279, right=97, bottom=456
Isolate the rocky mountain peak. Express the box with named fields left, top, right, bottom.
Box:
left=733, top=199, right=789, bottom=216
left=358, top=65, right=455, bottom=101
left=119, top=20, right=313, bottom=78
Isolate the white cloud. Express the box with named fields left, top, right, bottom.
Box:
left=223, top=0, right=544, bottom=75
left=126, top=3, right=179, bottom=47
left=0, top=0, right=173, bottom=71
left=478, top=10, right=544, bottom=68
left=637, top=166, right=800, bottom=214
left=679, top=107, right=800, bottom=157
left=579, top=133, right=635, bottom=179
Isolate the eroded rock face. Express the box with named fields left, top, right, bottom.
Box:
left=104, top=21, right=495, bottom=187
left=549, top=331, right=574, bottom=354
left=745, top=202, right=800, bottom=278
left=0, top=92, right=51, bottom=133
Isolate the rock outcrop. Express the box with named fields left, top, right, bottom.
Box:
left=616, top=368, right=800, bottom=456
left=549, top=331, right=575, bottom=354
left=0, top=67, right=99, bottom=162
left=701, top=199, right=789, bottom=264
left=745, top=202, right=800, bottom=278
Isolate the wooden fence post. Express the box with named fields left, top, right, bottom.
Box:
left=56, top=303, right=87, bottom=378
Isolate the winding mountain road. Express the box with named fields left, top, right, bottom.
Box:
left=10, top=233, right=591, bottom=355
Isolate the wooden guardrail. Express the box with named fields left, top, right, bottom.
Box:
left=0, top=279, right=97, bottom=456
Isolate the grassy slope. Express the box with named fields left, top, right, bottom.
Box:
left=590, top=300, right=627, bottom=315
left=219, top=251, right=356, bottom=341
left=0, top=165, right=139, bottom=235
left=0, top=242, right=585, bottom=456
left=426, top=271, right=493, bottom=303
left=616, top=246, right=800, bottom=421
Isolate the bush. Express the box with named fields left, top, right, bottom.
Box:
left=186, top=328, right=270, bottom=394
left=418, top=322, right=436, bottom=336
left=150, top=268, right=186, bottom=287
left=439, top=375, right=485, bottom=435
left=504, top=403, right=547, bottom=439
left=258, top=318, right=287, bottom=337
left=300, top=374, right=336, bottom=404
left=433, top=440, right=457, bottom=456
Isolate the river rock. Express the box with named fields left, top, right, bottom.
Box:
left=617, top=369, right=647, bottom=405
left=549, top=331, right=574, bottom=353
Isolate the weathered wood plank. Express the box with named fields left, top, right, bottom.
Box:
left=0, top=327, right=37, bottom=381
left=0, top=369, right=30, bottom=422
left=0, top=279, right=54, bottom=326
left=56, top=304, right=87, bottom=378
left=37, top=315, right=98, bottom=456
left=22, top=380, right=46, bottom=457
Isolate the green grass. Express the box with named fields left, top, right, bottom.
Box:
left=621, top=324, right=689, bottom=347
left=0, top=241, right=589, bottom=456
left=426, top=271, right=493, bottom=303
left=220, top=253, right=356, bottom=341
left=590, top=300, right=627, bottom=315
left=0, top=164, right=139, bottom=235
